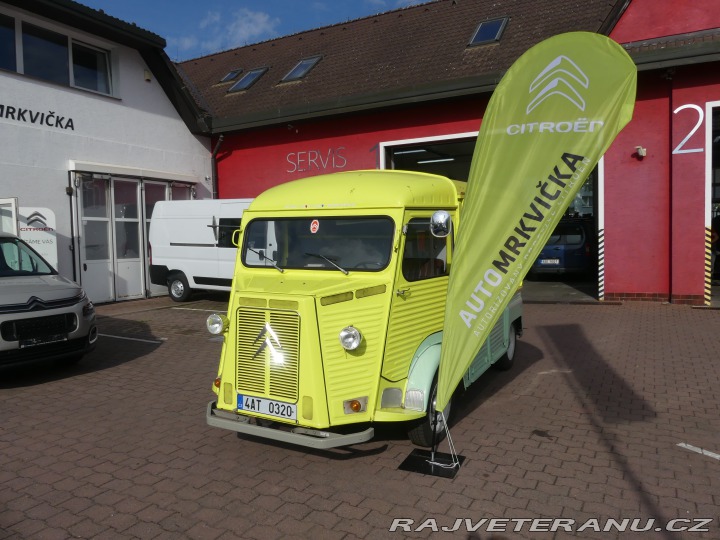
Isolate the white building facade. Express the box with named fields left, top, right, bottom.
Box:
left=0, top=0, right=212, bottom=303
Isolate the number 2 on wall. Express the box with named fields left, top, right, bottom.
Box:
left=672, top=104, right=704, bottom=154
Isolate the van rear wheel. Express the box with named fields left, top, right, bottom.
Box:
left=168, top=272, right=191, bottom=302
left=492, top=323, right=517, bottom=371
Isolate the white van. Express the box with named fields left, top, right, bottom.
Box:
left=149, top=199, right=258, bottom=301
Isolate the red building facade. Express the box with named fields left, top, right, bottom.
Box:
left=192, top=0, right=720, bottom=305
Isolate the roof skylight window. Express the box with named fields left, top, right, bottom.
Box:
left=228, top=67, right=268, bottom=92
left=469, top=17, right=508, bottom=46
left=220, top=69, right=242, bottom=83
left=282, top=56, right=322, bottom=82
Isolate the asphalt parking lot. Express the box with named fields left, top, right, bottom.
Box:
left=1, top=293, right=719, bottom=539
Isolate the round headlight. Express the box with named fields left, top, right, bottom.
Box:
left=206, top=313, right=229, bottom=335
left=339, top=326, right=362, bottom=350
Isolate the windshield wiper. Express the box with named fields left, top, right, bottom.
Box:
left=305, top=253, right=348, bottom=275
left=247, top=247, right=283, bottom=273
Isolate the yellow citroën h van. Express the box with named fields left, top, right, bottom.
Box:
left=206, top=170, right=523, bottom=448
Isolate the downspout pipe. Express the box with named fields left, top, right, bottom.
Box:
left=211, top=134, right=224, bottom=199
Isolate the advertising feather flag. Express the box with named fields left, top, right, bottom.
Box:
left=437, top=32, right=636, bottom=411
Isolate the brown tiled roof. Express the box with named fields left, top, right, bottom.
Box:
left=622, top=28, right=720, bottom=70
left=178, top=0, right=627, bottom=133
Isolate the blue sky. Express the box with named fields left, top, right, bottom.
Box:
left=77, top=0, right=428, bottom=61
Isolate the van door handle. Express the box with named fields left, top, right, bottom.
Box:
left=396, top=288, right=410, bottom=297
left=83, top=263, right=87, bottom=271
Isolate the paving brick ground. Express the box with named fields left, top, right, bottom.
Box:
left=1, top=293, right=719, bottom=539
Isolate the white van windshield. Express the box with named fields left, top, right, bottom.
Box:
left=243, top=217, right=395, bottom=272
left=0, top=237, right=55, bottom=277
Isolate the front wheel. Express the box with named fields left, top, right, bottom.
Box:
left=407, top=377, right=451, bottom=447
left=168, top=272, right=191, bottom=302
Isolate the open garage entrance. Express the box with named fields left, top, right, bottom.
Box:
left=382, top=135, right=599, bottom=303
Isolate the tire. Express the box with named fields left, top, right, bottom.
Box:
left=168, top=272, right=192, bottom=302
left=407, top=377, right=451, bottom=447
left=492, top=322, right=517, bottom=371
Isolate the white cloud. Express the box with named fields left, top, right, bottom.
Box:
left=223, top=8, right=281, bottom=48
left=199, top=11, right=221, bottom=30
left=167, top=35, right=199, bottom=53
left=171, top=8, right=281, bottom=58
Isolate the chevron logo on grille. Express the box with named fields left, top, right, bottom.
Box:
left=253, top=323, right=285, bottom=365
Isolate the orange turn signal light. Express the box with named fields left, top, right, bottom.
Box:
left=213, top=377, right=221, bottom=389
left=349, top=400, right=362, bottom=413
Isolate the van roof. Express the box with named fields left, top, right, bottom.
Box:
left=248, top=170, right=465, bottom=212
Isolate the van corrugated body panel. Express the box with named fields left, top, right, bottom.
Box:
left=316, top=295, right=390, bottom=424
left=382, top=277, right=448, bottom=382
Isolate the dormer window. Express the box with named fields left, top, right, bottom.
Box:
left=282, top=55, right=322, bottom=82
left=220, top=69, right=242, bottom=83
left=228, top=67, right=268, bottom=92
left=468, top=17, right=508, bottom=46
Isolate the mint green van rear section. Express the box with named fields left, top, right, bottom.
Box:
left=206, top=170, right=523, bottom=448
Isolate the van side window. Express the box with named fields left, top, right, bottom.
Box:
left=217, top=218, right=241, bottom=248
left=401, top=218, right=448, bottom=282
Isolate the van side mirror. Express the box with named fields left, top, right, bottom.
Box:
left=232, top=229, right=241, bottom=247
left=430, top=210, right=452, bottom=238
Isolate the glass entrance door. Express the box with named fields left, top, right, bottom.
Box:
left=112, top=178, right=144, bottom=300
left=79, top=175, right=114, bottom=303
left=143, top=181, right=169, bottom=296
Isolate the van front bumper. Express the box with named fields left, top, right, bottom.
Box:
left=206, top=401, right=374, bottom=449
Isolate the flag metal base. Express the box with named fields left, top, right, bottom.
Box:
left=398, top=449, right=465, bottom=478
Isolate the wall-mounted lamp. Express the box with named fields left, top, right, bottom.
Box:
left=633, top=146, right=647, bottom=160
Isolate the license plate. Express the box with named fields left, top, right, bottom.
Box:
left=20, top=334, right=68, bottom=348
left=237, top=394, right=297, bottom=421
left=540, top=258, right=560, bottom=265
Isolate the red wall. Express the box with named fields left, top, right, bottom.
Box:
left=213, top=0, right=720, bottom=304
left=669, top=69, right=718, bottom=301
left=215, top=97, right=487, bottom=198
left=604, top=74, right=672, bottom=299
left=611, top=0, right=720, bottom=43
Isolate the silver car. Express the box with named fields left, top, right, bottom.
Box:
left=0, top=232, right=97, bottom=366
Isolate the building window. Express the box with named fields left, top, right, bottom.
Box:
left=220, top=69, right=242, bottom=83
left=22, top=22, right=69, bottom=85
left=0, top=14, right=15, bottom=72
left=282, top=56, right=321, bottom=82
left=228, top=67, right=267, bottom=92
left=72, top=41, right=110, bottom=93
left=2, top=17, right=112, bottom=94
left=468, top=17, right=508, bottom=46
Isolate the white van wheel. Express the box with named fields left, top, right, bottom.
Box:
left=492, top=323, right=517, bottom=371
left=168, top=273, right=191, bottom=302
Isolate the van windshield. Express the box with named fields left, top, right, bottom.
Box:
left=0, top=237, right=56, bottom=277
left=242, top=217, right=395, bottom=271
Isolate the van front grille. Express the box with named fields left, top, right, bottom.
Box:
left=236, top=307, right=300, bottom=402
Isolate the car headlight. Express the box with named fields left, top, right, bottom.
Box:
left=339, top=326, right=362, bottom=350
left=206, top=313, right=229, bottom=335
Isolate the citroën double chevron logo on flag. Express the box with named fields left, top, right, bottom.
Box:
left=526, top=55, right=590, bottom=114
